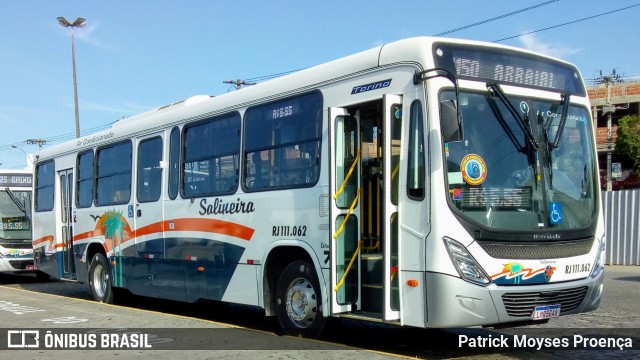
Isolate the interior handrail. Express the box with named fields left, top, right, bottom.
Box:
left=334, top=240, right=362, bottom=292
left=332, top=188, right=361, bottom=239
left=333, top=149, right=361, bottom=200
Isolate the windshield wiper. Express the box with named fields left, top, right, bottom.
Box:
left=487, top=83, right=539, bottom=150
left=486, top=97, right=526, bottom=153
left=549, top=93, right=571, bottom=149
left=4, top=187, right=26, bottom=214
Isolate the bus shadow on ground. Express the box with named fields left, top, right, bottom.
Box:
left=0, top=272, right=48, bottom=284
left=3, top=275, right=638, bottom=358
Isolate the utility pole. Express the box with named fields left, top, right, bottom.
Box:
left=26, top=138, right=48, bottom=152
left=597, top=69, right=624, bottom=191
left=223, top=79, right=256, bottom=90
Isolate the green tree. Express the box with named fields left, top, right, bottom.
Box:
left=616, top=114, right=640, bottom=175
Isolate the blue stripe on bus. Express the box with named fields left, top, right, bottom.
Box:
left=115, top=236, right=246, bottom=302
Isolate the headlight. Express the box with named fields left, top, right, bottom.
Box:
left=443, top=237, right=491, bottom=285
left=590, top=234, right=606, bottom=278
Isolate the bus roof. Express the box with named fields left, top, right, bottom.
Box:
left=36, top=36, right=581, bottom=163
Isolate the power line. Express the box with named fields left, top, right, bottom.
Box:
left=432, top=0, right=559, bottom=37
left=221, top=67, right=309, bottom=91
left=244, top=3, right=640, bottom=85
left=493, top=3, right=640, bottom=42
left=586, top=73, right=640, bottom=86
left=0, top=122, right=114, bottom=152
left=244, top=68, right=308, bottom=82
left=5, top=3, right=639, bottom=156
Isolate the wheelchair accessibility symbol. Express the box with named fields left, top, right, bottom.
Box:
left=549, top=202, right=563, bottom=225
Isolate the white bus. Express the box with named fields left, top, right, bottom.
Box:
left=32, top=37, right=604, bottom=337
left=0, top=169, right=34, bottom=273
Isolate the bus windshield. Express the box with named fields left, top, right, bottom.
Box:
left=0, top=190, right=32, bottom=238
left=442, top=90, right=597, bottom=233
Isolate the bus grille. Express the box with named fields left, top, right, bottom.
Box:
left=478, top=238, right=594, bottom=259
left=0, top=240, right=33, bottom=249
left=9, top=259, right=34, bottom=270
left=502, top=286, right=588, bottom=317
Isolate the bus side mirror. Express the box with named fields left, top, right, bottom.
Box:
left=441, top=100, right=463, bottom=142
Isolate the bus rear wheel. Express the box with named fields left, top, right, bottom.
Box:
left=88, top=253, right=114, bottom=304
left=275, top=260, right=325, bottom=338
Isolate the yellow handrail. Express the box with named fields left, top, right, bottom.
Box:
left=391, top=162, right=400, bottom=181
left=334, top=240, right=362, bottom=292
left=333, top=149, right=361, bottom=200
left=332, top=188, right=360, bottom=239
left=332, top=145, right=362, bottom=293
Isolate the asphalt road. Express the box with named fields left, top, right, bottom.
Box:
left=0, top=265, right=638, bottom=359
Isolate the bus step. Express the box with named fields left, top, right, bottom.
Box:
left=339, top=311, right=384, bottom=322
left=361, top=254, right=382, bottom=285
left=361, top=283, right=383, bottom=313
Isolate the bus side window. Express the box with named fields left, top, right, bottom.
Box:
left=407, top=100, right=425, bottom=199
left=168, top=127, right=180, bottom=200
left=243, top=91, right=322, bottom=191
left=76, top=150, right=94, bottom=208
left=96, top=141, right=132, bottom=206
left=248, top=151, right=269, bottom=189
left=35, top=161, right=56, bottom=212
left=182, top=113, right=240, bottom=197
left=137, top=136, right=163, bottom=203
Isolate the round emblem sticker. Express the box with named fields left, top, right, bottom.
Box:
left=460, top=154, right=487, bottom=186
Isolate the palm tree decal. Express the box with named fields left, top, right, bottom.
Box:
left=103, top=210, right=126, bottom=245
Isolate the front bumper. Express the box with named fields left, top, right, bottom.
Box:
left=424, top=269, right=604, bottom=328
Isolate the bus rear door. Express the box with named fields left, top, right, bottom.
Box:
left=58, top=168, right=76, bottom=280
left=133, top=134, right=165, bottom=257
left=131, top=133, right=166, bottom=296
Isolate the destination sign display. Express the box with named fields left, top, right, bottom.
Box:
left=434, top=43, right=585, bottom=96
left=0, top=174, right=32, bottom=187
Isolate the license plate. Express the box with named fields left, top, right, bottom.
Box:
left=532, top=304, right=560, bottom=320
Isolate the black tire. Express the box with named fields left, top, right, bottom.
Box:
left=275, top=260, right=326, bottom=338
left=88, top=253, right=114, bottom=304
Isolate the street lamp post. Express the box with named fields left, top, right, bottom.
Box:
left=11, top=145, right=32, bottom=166
left=57, top=17, right=86, bottom=139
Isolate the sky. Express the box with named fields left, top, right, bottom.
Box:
left=1, top=0, right=639, bottom=169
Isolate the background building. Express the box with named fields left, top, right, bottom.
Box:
left=588, top=80, right=640, bottom=190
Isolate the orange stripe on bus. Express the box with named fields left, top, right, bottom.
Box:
left=127, top=218, right=254, bottom=241
left=73, top=218, right=254, bottom=243
left=32, top=235, right=54, bottom=247
left=134, top=222, right=164, bottom=237
left=162, top=218, right=255, bottom=241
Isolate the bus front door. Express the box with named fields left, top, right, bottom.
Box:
left=329, top=107, right=361, bottom=314
left=351, top=96, right=402, bottom=321
left=58, top=169, right=76, bottom=280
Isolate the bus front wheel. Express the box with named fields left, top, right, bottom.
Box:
left=88, top=253, right=114, bottom=304
left=275, top=260, right=326, bottom=338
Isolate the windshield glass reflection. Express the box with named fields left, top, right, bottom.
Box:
left=442, top=90, right=597, bottom=232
